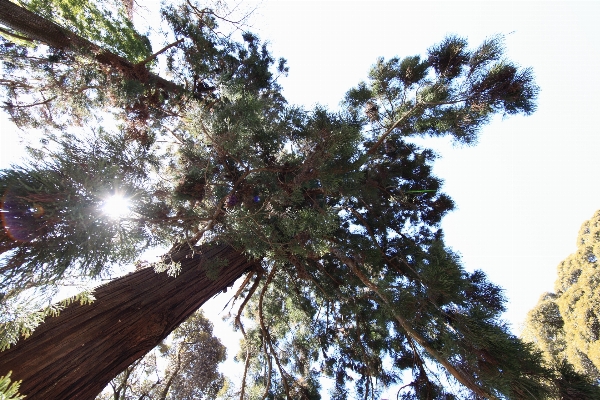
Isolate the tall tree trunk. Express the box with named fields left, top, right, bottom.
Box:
left=0, top=0, right=188, bottom=97
left=0, top=243, right=256, bottom=400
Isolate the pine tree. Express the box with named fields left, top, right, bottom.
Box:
left=524, top=210, right=600, bottom=383
left=1, top=1, right=595, bottom=398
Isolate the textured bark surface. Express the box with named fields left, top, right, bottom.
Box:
left=0, top=0, right=187, bottom=95
left=0, top=243, right=256, bottom=400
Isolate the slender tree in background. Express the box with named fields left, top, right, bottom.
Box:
left=96, top=310, right=227, bottom=400
left=524, top=210, right=600, bottom=389
left=0, top=0, right=597, bottom=399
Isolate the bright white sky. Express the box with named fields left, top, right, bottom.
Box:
left=215, top=2, right=600, bottom=392
left=238, top=0, right=600, bottom=332
left=1, top=0, right=599, bottom=396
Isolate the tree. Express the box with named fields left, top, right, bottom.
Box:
left=524, top=210, right=600, bottom=381
left=96, top=310, right=227, bottom=400
left=0, top=1, right=594, bottom=398
left=0, top=241, right=254, bottom=399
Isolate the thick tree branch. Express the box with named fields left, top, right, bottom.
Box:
left=3, top=96, right=57, bottom=109
left=0, top=25, right=33, bottom=42
left=136, top=38, right=184, bottom=67
left=367, top=105, right=422, bottom=155
left=237, top=273, right=262, bottom=400
left=255, top=266, right=292, bottom=399
left=331, top=247, right=498, bottom=400
left=0, top=0, right=191, bottom=98
left=0, top=243, right=257, bottom=399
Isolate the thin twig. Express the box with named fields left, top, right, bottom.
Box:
left=258, top=265, right=291, bottom=398
left=136, top=38, right=185, bottom=66
left=238, top=273, right=262, bottom=400
left=3, top=96, right=57, bottom=109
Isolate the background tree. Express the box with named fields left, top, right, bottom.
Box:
left=96, top=310, right=227, bottom=400
left=524, top=210, right=600, bottom=380
left=1, top=1, right=596, bottom=398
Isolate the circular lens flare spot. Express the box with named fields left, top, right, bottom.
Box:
left=102, top=194, right=131, bottom=219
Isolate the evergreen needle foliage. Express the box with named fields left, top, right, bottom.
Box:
left=0, top=290, right=94, bottom=351
left=0, top=372, right=25, bottom=400
left=1, top=1, right=596, bottom=398
left=13, top=0, right=152, bottom=62
left=0, top=132, right=159, bottom=291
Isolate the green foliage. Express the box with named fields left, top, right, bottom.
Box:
left=551, top=360, right=600, bottom=399
left=0, top=132, right=161, bottom=296
left=345, top=34, right=538, bottom=145
left=15, top=0, right=152, bottom=62
left=0, top=290, right=94, bottom=351
left=1, top=0, right=155, bottom=132
left=0, top=38, right=110, bottom=130
left=427, top=35, right=469, bottom=79
left=2, top=2, right=577, bottom=396
left=524, top=210, right=600, bottom=381
left=236, top=242, right=553, bottom=399
left=0, top=372, right=25, bottom=400
left=202, top=256, right=228, bottom=280
left=398, top=55, right=430, bottom=87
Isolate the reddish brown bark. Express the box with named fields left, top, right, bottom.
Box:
left=0, top=243, right=256, bottom=399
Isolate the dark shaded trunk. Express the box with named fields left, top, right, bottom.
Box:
left=0, top=243, right=256, bottom=399
left=0, top=0, right=187, bottom=97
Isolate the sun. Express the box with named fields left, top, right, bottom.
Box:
left=101, top=194, right=132, bottom=219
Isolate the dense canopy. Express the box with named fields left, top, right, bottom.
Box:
left=0, top=0, right=597, bottom=398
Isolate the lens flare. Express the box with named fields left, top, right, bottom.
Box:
left=102, top=194, right=131, bottom=219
